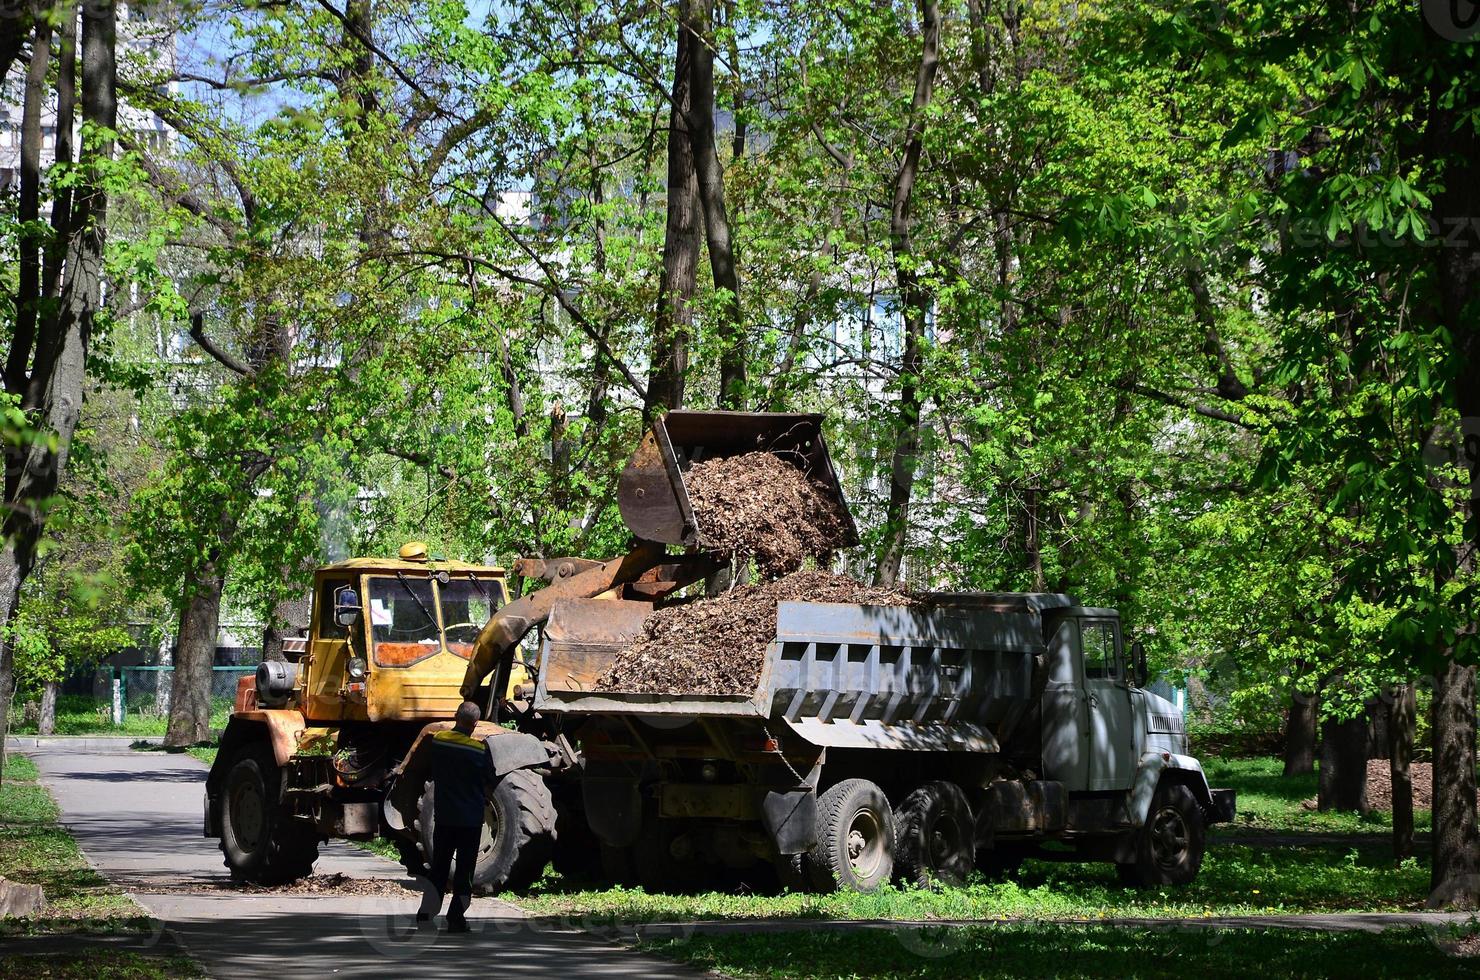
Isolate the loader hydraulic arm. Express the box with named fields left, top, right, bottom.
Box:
left=459, top=540, right=680, bottom=704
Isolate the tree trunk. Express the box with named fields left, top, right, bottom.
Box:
left=6, top=13, right=51, bottom=400
left=1390, top=681, right=1416, bottom=862
left=684, top=0, right=745, bottom=409
left=1431, top=659, right=1480, bottom=906
left=0, top=0, right=116, bottom=780
left=1317, top=706, right=1369, bottom=814
left=38, top=680, right=58, bottom=736
left=875, top=0, right=940, bottom=587
left=166, top=557, right=224, bottom=747
left=1024, top=486, right=1044, bottom=592
left=1284, top=680, right=1318, bottom=776
left=645, top=12, right=700, bottom=421
left=1367, top=696, right=1390, bottom=760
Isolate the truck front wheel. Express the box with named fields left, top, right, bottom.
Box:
left=220, top=745, right=318, bottom=884
left=808, top=778, right=895, bottom=893
left=1118, top=783, right=1205, bottom=887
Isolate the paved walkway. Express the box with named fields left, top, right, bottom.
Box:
left=19, top=744, right=699, bottom=978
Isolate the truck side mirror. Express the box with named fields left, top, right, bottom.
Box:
left=1131, top=639, right=1148, bottom=688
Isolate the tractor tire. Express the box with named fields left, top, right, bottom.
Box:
left=807, top=778, right=895, bottom=893
left=894, top=781, right=975, bottom=888
left=418, top=770, right=557, bottom=895
left=1117, top=783, right=1205, bottom=887
left=220, top=744, right=318, bottom=884
left=393, top=836, right=428, bottom=878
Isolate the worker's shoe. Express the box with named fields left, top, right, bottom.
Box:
left=445, top=918, right=470, bottom=934
left=414, top=912, right=431, bottom=923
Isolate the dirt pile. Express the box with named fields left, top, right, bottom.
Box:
left=1365, top=758, right=1435, bottom=811
left=1300, top=760, right=1440, bottom=812
left=594, top=570, right=914, bottom=695
left=685, top=451, right=850, bottom=577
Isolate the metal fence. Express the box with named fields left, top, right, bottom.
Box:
left=95, top=665, right=254, bottom=723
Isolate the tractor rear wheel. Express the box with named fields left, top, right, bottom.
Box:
left=220, top=745, right=318, bottom=884
left=418, top=770, right=557, bottom=894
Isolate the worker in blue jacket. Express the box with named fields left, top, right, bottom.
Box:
left=417, top=701, right=493, bottom=932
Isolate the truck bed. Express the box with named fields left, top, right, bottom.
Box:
left=534, top=596, right=1045, bottom=752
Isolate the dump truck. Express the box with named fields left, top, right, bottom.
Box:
left=533, top=592, right=1235, bottom=891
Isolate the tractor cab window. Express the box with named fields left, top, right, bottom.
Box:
left=317, top=578, right=354, bottom=640
left=1081, top=620, right=1121, bottom=680
left=368, top=576, right=441, bottom=667
left=439, top=577, right=504, bottom=659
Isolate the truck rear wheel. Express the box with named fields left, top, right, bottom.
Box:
left=220, top=745, right=318, bottom=884
left=895, top=781, right=975, bottom=888
left=808, top=778, right=895, bottom=893
left=418, top=770, right=556, bottom=894
left=1118, top=783, right=1204, bottom=887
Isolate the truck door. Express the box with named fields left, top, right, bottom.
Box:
left=1040, top=617, right=1091, bottom=791
left=1080, top=618, right=1137, bottom=791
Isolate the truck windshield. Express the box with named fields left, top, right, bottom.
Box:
left=368, top=576, right=441, bottom=667
left=439, top=577, right=504, bottom=659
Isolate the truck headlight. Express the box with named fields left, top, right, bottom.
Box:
left=347, top=657, right=367, bottom=681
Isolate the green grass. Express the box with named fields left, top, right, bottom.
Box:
left=508, top=755, right=1434, bottom=925
left=508, top=840, right=1429, bottom=924
left=0, top=952, right=201, bottom=979
left=641, top=924, right=1480, bottom=979
left=1207, top=756, right=1433, bottom=835
left=4, top=752, right=42, bottom=781
left=11, top=696, right=233, bottom=738
left=0, top=753, right=152, bottom=936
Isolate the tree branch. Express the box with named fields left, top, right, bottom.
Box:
left=189, top=313, right=252, bottom=377
left=1118, top=380, right=1258, bottom=429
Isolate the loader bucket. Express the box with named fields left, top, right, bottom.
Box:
left=617, top=410, right=860, bottom=549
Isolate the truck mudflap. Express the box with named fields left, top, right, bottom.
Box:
left=761, top=786, right=817, bottom=855
left=1207, top=788, right=1237, bottom=824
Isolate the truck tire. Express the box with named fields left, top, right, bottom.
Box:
left=1118, top=782, right=1204, bottom=887
left=419, top=771, right=557, bottom=894
left=894, top=781, right=975, bottom=888
left=808, top=778, right=895, bottom=893
left=220, top=745, right=318, bottom=884
left=776, top=852, right=815, bottom=893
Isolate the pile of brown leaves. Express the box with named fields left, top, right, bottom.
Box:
left=1300, top=760, right=1449, bottom=812
left=685, top=452, right=850, bottom=578
left=595, top=570, right=914, bottom=695
left=1364, top=758, right=1436, bottom=811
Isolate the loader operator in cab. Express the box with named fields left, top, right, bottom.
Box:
left=416, top=701, right=493, bottom=932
